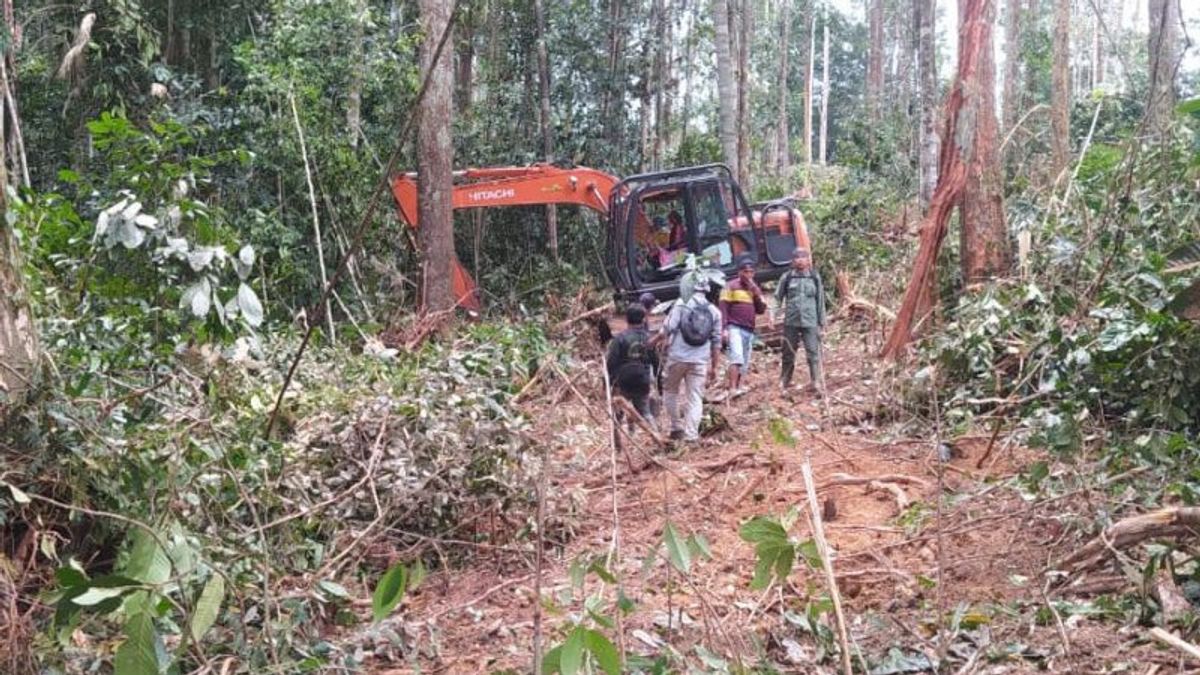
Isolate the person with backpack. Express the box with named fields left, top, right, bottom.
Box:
left=605, top=304, right=660, bottom=429
left=655, top=274, right=723, bottom=442
left=776, top=248, right=827, bottom=394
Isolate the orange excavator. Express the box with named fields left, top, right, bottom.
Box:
left=391, top=163, right=810, bottom=312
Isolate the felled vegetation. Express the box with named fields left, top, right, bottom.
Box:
left=1, top=320, right=557, bottom=673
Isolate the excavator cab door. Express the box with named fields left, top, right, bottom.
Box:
left=608, top=164, right=763, bottom=302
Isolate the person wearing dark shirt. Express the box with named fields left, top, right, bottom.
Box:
left=605, top=304, right=660, bottom=429
left=719, top=257, right=767, bottom=395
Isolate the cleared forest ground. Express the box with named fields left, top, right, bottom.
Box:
left=342, top=321, right=1182, bottom=674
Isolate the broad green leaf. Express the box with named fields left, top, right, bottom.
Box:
left=189, top=575, right=225, bottom=641
left=583, top=628, right=621, bottom=675
left=796, top=538, right=823, bottom=569
left=1177, top=98, right=1200, bottom=115
left=561, top=626, right=586, bottom=675
left=588, top=558, right=617, bottom=584
left=238, top=283, right=264, bottom=327
left=372, top=564, right=408, bottom=622
left=122, top=531, right=171, bottom=585
left=541, top=645, right=563, bottom=674
left=113, top=612, right=161, bottom=675
left=71, top=586, right=129, bottom=606
left=663, top=521, right=691, bottom=574
left=55, top=563, right=87, bottom=588
left=687, top=533, right=713, bottom=561
left=739, top=516, right=788, bottom=545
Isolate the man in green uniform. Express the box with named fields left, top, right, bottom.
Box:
left=775, top=248, right=826, bottom=393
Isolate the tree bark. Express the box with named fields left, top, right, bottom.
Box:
left=1146, top=0, right=1180, bottom=138
left=1001, top=0, right=1022, bottom=159
left=455, top=1, right=475, bottom=114
left=777, top=0, right=791, bottom=176
left=960, top=0, right=1009, bottom=283
left=884, top=0, right=998, bottom=357
left=417, top=0, right=455, bottom=312
left=652, top=0, right=668, bottom=169
left=714, top=0, right=739, bottom=176
left=0, top=108, right=36, bottom=422
left=803, top=4, right=815, bottom=168
left=532, top=0, right=558, bottom=262
left=1050, top=0, right=1071, bottom=178
left=917, top=0, right=939, bottom=208
left=867, top=0, right=884, bottom=121
left=820, top=2, right=830, bottom=164
left=347, top=0, right=366, bottom=148
left=735, top=0, right=752, bottom=186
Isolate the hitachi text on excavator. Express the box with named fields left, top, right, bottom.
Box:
left=391, top=163, right=811, bottom=312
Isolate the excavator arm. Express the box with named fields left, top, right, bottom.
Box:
left=391, top=164, right=621, bottom=311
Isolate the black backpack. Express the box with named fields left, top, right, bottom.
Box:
left=677, top=300, right=715, bottom=347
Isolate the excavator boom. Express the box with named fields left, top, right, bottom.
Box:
left=392, top=164, right=621, bottom=311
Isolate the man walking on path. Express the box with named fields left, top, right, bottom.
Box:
left=719, top=256, right=767, bottom=396
left=606, top=304, right=660, bottom=429
left=776, top=248, right=827, bottom=394
left=656, top=276, right=722, bottom=442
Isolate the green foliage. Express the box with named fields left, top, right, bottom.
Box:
left=371, top=563, right=408, bottom=623
left=739, top=514, right=820, bottom=591
left=543, top=625, right=622, bottom=675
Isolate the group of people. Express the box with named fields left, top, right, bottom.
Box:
left=606, top=247, right=827, bottom=444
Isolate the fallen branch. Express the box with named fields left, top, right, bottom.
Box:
left=1154, top=570, right=1192, bottom=626
left=1053, top=508, right=1200, bottom=575
left=801, top=455, right=858, bottom=675
left=553, top=303, right=613, bottom=332
left=867, top=481, right=910, bottom=510
left=611, top=396, right=670, bottom=448
left=817, top=472, right=930, bottom=491
left=1149, top=627, right=1200, bottom=663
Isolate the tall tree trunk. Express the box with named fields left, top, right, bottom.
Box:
left=532, top=0, right=558, bottom=262
left=735, top=0, right=752, bottom=186
left=680, top=3, right=696, bottom=147
left=455, top=1, right=475, bottom=114
left=803, top=4, right=815, bottom=168
left=652, top=0, right=668, bottom=169
left=165, top=0, right=176, bottom=65
left=347, top=0, right=366, bottom=148
left=638, top=1, right=654, bottom=171
left=714, top=0, right=739, bottom=176
left=603, top=0, right=627, bottom=149
left=820, top=2, right=830, bottom=164
left=1091, top=1, right=1104, bottom=89
left=1001, top=0, right=1022, bottom=158
left=1050, top=0, right=1071, bottom=179
left=417, top=0, right=455, bottom=312
left=0, top=95, right=36, bottom=422
left=916, top=0, right=938, bottom=208
left=777, top=0, right=791, bottom=176
left=960, top=0, right=1009, bottom=283
left=1146, top=0, right=1180, bottom=138
left=867, top=0, right=884, bottom=121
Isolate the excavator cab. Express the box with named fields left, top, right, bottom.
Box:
left=605, top=164, right=809, bottom=303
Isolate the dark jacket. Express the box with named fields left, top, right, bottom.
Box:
left=605, top=325, right=660, bottom=394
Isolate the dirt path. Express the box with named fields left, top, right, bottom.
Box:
left=351, top=326, right=1174, bottom=674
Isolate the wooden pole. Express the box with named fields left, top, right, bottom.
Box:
left=801, top=453, right=855, bottom=675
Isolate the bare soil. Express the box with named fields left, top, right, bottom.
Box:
left=352, top=322, right=1183, bottom=674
